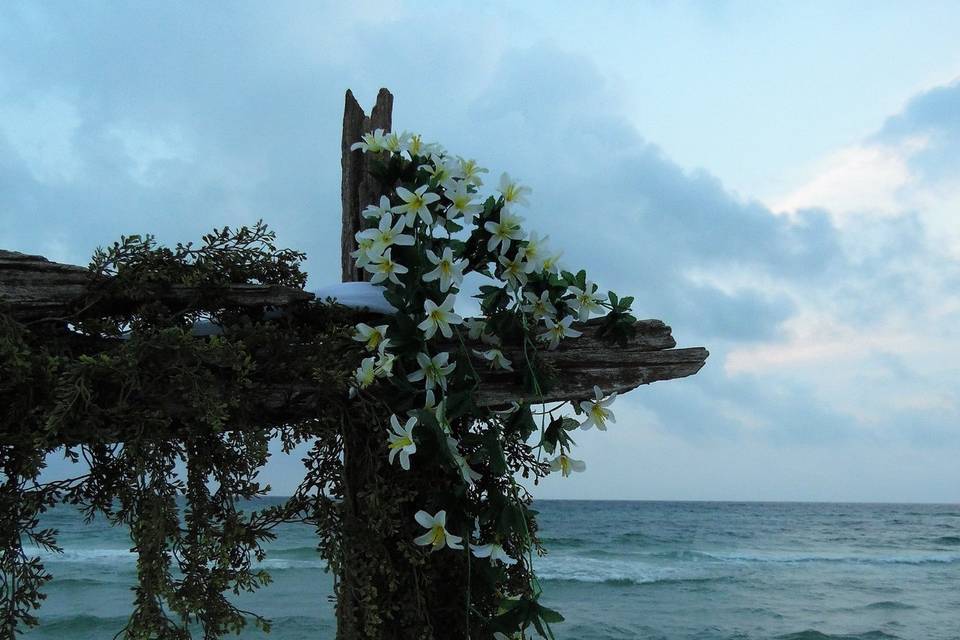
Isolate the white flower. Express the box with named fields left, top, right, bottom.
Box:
left=550, top=453, right=586, bottom=477
left=350, top=128, right=387, bottom=153
left=355, top=356, right=377, bottom=389
left=396, top=185, right=441, bottom=226
left=484, top=211, right=524, bottom=254
left=353, top=323, right=388, bottom=351
left=362, top=195, right=393, bottom=220
left=541, top=249, right=564, bottom=275
left=367, top=249, right=409, bottom=286
left=522, top=290, right=557, bottom=321
left=473, top=348, right=513, bottom=371
left=579, top=385, right=617, bottom=431
left=472, top=542, right=517, bottom=566
left=417, top=294, right=463, bottom=339
left=568, top=280, right=606, bottom=321
left=351, top=236, right=378, bottom=269
left=423, top=248, right=466, bottom=293
left=521, top=232, right=549, bottom=270
left=358, top=213, right=415, bottom=254
left=387, top=414, right=418, bottom=470
left=498, top=251, right=534, bottom=288
left=414, top=510, right=463, bottom=551
left=538, top=315, right=582, bottom=350
left=383, top=130, right=409, bottom=153
left=423, top=389, right=450, bottom=432
left=407, top=352, right=457, bottom=391
left=404, top=133, right=425, bottom=156
left=498, top=172, right=531, bottom=208
left=447, top=436, right=482, bottom=486
left=421, top=154, right=460, bottom=185
left=458, top=157, right=488, bottom=186
left=444, top=180, right=481, bottom=225
left=463, top=318, right=486, bottom=340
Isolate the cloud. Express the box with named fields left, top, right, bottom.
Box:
left=2, top=5, right=958, bottom=499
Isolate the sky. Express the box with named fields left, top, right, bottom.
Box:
left=2, top=1, right=959, bottom=502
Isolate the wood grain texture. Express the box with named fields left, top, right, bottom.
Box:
left=0, top=249, right=314, bottom=322
left=340, top=88, right=393, bottom=283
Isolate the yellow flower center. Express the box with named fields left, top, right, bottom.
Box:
left=590, top=403, right=606, bottom=424
left=367, top=332, right=382, bottom=349
left=430, top=526, right=445, bottom=546
left=389, top=436, right=412, bottom=450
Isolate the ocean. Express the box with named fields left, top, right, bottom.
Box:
left=22, top=500, right=960, bottom=640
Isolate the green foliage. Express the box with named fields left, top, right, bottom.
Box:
left=0, top=224, right=356, bottom=638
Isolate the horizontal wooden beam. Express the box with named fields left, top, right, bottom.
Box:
left=0, top=250, right=314, bottom=322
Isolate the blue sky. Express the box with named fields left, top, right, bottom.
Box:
left=3, top=1, right=959, bottom=501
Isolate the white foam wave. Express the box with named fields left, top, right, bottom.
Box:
left=533, top=556, right=722, bottom=585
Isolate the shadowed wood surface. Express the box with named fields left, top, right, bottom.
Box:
left=0, top=249, right=315, bottom=322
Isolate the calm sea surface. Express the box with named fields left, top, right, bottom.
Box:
left=23, top=500, right=960, bottom=639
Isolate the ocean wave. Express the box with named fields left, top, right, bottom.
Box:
left=776, top=631, right=901, bottom=640
left=696, top=550, right=960, bottom=566
left=932, top=535, right=960, bottom=546
left=534, top=556, right=733, bottom=586
left=863, top=601, right=917, bottom=610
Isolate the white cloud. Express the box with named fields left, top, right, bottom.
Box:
left=768, top=136, right=927, bottom=219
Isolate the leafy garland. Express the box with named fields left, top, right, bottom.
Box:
left=0, top=129, right=640, bottom=640
left=344, top=129, right=639, bottom=638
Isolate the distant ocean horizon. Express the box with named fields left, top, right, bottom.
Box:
left=24, top=499, right=960, bottom=640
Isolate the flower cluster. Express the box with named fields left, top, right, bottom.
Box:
left=347, top=129, right=633, bottom=638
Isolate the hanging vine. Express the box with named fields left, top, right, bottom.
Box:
left=0, top=130, right=640, bottom=639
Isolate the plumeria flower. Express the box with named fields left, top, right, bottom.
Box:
left=541, top=249, right=564, bottom=275
left=387, top=414, right=418, bottom=470
left=550, top=453, right=586, bottom=477
left=420, top=154, right=460, bottom=184
left=404, top=133, right=425, bottom=156
left=362, top=195, right=393, bottom=220
left=447, top=436, right=482, bottom=486
left=423, top=248, right=466, bottom=293
left=358, top=213, right=415, bottom=254
left=350, top=128, right=387, bottom=153
left=422, top=389, right=450, bottom=432
left=568, top=280, right=606, bottom=321
left=375, top=348, right=396, bottom=377
left=351, top=236, right=378, bottom=269
left=353, top=323, right=388, bottom=351
left=463, top=318, right=486, bottom=340
left=444, top=180, right=481, bottom=225
left=396, top=185, right=441, bottom=226
left=367, top=249, right=409, bottom=286
left=407, top=352, right=456, bottom=391
left=498, top=172, right=531, bottom=208
left=522, top=290, right=557, bottom=321
left=354, top=356, right=377, bottom=389
left=473, top=348, right=513, bottom=371
left=458, top=157, right=488, bottom=186
left=417, top=294, right=463, bottom=339
left=414, top=510, right=463, bottom=551
left=521, top=231, right=549, bottom=271
left=579, top=385, right=617, bottom=431
left=484, top=211, right=524, bottom=254
left=472, top=542, right=517, bottom=566
left=383, top=130, right=409, bottom=153
left=539, top=315, right=582, bottom=350
left=498, top=252, right=534, bottom=288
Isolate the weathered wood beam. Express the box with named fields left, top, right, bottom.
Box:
left=340, top=88, right=393, bottom=282
left=0, top=250, right=314, bottom=322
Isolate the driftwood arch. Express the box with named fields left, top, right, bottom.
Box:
left=0, top=88, right=707, bottom=638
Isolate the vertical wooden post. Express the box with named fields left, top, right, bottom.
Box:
left=341, top=88, right=394, bottom=282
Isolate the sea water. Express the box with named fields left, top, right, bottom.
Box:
left=23, top=500, right=960, bottom=639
